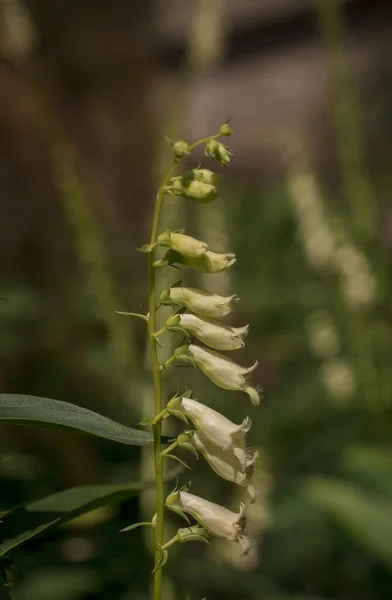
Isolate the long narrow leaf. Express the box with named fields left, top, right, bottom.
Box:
left=0, top=394, right=156, bottom=446
left=0, top=482, right=142, bottom=556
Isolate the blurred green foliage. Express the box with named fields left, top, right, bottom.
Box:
left=1, top=0, right=392, bottom=599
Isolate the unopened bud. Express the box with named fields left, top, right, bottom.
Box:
left=219, top=122, right=234, bottom=136
left=171, top=172, right=219, bottom=203
left=205, top=139, right=232, bottom=166
left=172, top=139, right=190, bottom=159
left=176, top=525, right=209, bottom=544
left=157, top=232, right=208, bottom=258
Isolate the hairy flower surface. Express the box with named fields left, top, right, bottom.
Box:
left=174, top=344, right=260, bottom=405
left=157, top=232, right=207, bottom=258
left=167, top=313, right=248, bottom=351
left=168, top=396, right=251, bottom=450
left=160, top=287, right=238, bottom=318
left=166, top=249, right=236, bottom=273
left=167, top=491, right=250, bottom=554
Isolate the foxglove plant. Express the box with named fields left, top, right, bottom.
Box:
left=124, top=123, right=260, bottom=600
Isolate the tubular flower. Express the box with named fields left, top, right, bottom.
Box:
left=166, top=491, right=250, bottom=554
left=174, top=344, right=261, bottom=406
left=165, top=249, right=236, bottom=273
left=157, top=232, right=208, bottom=258
left=166, top=313, right=249, bottom=351
left=167, top=396, right=251, bottom=451
left=160, top=286, right=239, bottom=318
left=192, top=431, right=258, bottom=487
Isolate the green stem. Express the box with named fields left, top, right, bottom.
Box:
left=148, top=160, right=178, bottom=600
left=161, top=440, right=179, bottom=456
left=189, top=132, right=220, bottom=150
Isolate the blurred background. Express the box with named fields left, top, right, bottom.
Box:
left=1, top=0, right=392, bottom=598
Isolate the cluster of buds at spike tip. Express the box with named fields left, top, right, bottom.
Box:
left=129, top=124, right=261, bottom=567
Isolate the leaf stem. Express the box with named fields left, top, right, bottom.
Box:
left=148, top=159, right=179, bottom=600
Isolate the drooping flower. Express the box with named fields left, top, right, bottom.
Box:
left=160, top=286, right=239, bottom=318
left=166, top=313, right=249, bottom=351
left=157, top=232, right=207, bottom=258
left=167, top=396, right=251, bottom=451
left=193, top=431, right=258, bottom=489
left=166, top=490, right=250, bottom=554
left=164, top=249, right=236, bottom=273
left=174, top=344, right=261, bottom=406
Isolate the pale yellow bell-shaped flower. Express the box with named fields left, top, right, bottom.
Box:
left=174, top=344, right=261, bottom=406
left=166, top=250, right=236, bottom=273
left=166, top=313, right=249, bottom=351
left=167, top=490, right=250, bottom=554
left=157, top=232, right=207, bottom=258
left=193, top=431, right=258, bottom=490
left=167, top=396, right=251, bottom=451
left=160, top=287, right=239, bottom=319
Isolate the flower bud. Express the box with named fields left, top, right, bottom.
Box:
left=167, top=313, right=249, bottom=351
left=171, top=177, right=219, bottom=204
left=174, top=344, right=261, bottom=406
left=171, top=139, right=190, bottom=158
left=157, top=232, right=208, bottom=258
left=165, top=249, right=236, bottom=273
left=161, top=286, right=239, bottom=318
left=192, top=168, right=220, bottom=185
left=219, top=122, right=234, bottom=136
left=205, top=139, right=232, bottom=166
left=167, top=395, right=251, bottom=450
left=167, top=491, right=250, bottom=555
left=176, top=525, right=209, bottom=544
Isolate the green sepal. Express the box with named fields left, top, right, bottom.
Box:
left=137, top=244, right=154, bottom=253
left=116, top=311, right=149, bottom=322
left=167, top=326, right=190, bottom=337
left=120, top=521, right=155, bottom=533
left=164, top=453, right=191, bottom=470
left=166, top=504, right=191, bottom=525
left=168, top=410, right=189, bottom=425
left=180, top=442, right=199, bottom=459
left=152, top=548, right=169, bottom=573
left=139, top=417, right=153, bottom=427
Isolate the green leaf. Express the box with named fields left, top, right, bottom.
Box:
left=0, top=482, right=143, bottom=556
left=306, top=477, right=392, bottom=568
left=0, top=394, right=158, bottom=446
